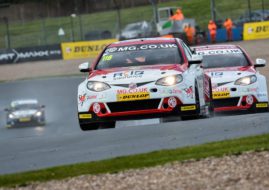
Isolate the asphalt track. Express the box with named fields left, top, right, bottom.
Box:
left=0, top=76, right=269, bottom=174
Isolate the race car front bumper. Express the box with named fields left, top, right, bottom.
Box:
left=78, top=97, right=198, bottom=124
left=212, top=94, right=268, bottom=112
left=7, top=116, right=45, bottom=127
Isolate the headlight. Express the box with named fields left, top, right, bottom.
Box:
left=156, top=74, right=183, bottom=86
left=87, top=81, right=111, bottom=92
left=234, top=75, right=257, bottom=86
left=35, top=111, right=42, bottom=117
left=8, top=114, right=14, bottom=119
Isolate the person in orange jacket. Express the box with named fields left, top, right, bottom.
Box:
left=223, top=18, right=233, bottom=41
left=169, top=8, right=184, bottom=21
left=184, top=24, right=195, bottom=45
left=208, top=20, right=217, bottom=43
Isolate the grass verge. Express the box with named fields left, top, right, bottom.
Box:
left=0, top=133, right=269, bottom=187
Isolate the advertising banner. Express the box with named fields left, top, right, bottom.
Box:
left=243, top=21, right=269, bottom=40
left=61, top=39, right=118, bottom=60
left=0, top=44, right=62, bottom=64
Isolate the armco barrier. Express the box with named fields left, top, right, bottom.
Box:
left=0, top=44, right=62, bottom=64
left=61, top=39, right=118, bottom=60
left=243, top=21, right=269, bottom=41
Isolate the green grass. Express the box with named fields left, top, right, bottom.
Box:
left=0, top=0, right=268, bottom=48
left=0, top=133, right=269, bottom=188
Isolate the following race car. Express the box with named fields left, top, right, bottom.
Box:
left=4, top=99, right=46, bottom=128
left=77, top=38, right=212, bottom=131
left=195, top=44, right=268, bottom=112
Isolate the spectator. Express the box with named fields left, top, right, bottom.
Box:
left=223, top=18, right=233, bottom=41
left=208, top=20, right=217, bottom=43
left=184, top=24, right=195, bottom=45
left=169, top=8, right=184, bottom=21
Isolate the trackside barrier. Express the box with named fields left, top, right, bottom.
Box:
left=207, top=28, right=243, bottom=43
left=243, top=21, right=269, bottom=40
left=0, top=44, right=62, bottom=64
left=61, top=39, right=118, bottom=60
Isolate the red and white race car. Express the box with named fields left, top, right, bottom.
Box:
left=195, top=44, right=268, bottom=112
left=77, top=38, right=211, bottom=130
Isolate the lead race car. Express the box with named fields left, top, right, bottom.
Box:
left=195, top=45, right=268, bottom=112
left=77, top=38, right=211, bottom=130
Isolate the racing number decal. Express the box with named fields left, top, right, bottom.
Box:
left=102, top=55, right=113, bottom=61
left=117, top=92, right=150, bottom=101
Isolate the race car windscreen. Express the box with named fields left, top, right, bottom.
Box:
left=197, top=49, right=250, bottom=69
left=96, top=43, right=182, bottom=70
left=13, top=104, right=39, bottom=110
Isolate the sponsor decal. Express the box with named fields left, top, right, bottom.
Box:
left=211, top=72, right=223, bottom=77
left=257, top=93, right=267, bottom=98
left=105, top=44, right=177, bottom=53
left=246, top=95, right=254, bottom=105
left=184, top=86, right=193, bottom=99
left=169, top=89, right=182, bottom=94
left=93, top=103, right=101, bottom=113
left=197, top=49, right=242, bottom=56
left=117, top=92, right=150, bottom=101
left=213, top=87, right=229, bottom=92
left=181, top=105, right=196, bottom=111
left=117, top=88, right=148, bottom=94
left=79, top=94, right=98, bottom=106
left=113, top=70, right=144, bottom=80
left=243, top=21, right=269, bottom=40
left=256, top=103, right=268, bottom=108
left=79, top=93, right=87, bottom=106
left=242, top=87, right=258, bottom=93
left=88, top=95, right=98, bottom=99
left=168, top=97, right=177, bottom=108
left=61, top=39, right=117, bottom=60
left=79, top=114, right=92, bottom=119
left=160, top=89, right=182, bottom=95
left=0, top=45, right=62, bottom=64
left=212, top=91, right=230, bottom=99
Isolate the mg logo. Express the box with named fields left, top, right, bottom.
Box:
left=129, top=83, right=137, bottom=89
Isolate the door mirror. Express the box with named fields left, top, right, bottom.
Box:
left=4, top=108, right=9, bottom=112
left=189, top=54, right=203, bottom=64
left=41, top=105, right=45, bottom=108
left=255, top=58, right=266, bottom=67
left=79, top=62, right=90, bottom=72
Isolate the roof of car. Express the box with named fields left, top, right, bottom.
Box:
left=195, top=44, right=241, bottom=51
left=11, top=99, right=38, bottom=107
left=109, top=38, right=179, bottom=47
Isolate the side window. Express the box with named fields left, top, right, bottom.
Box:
left=181, top=42, right=192, bottom=60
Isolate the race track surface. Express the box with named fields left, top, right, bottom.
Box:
left=0, top=77, right=269, bottom=174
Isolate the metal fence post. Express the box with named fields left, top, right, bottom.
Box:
left=79, top=14, right=83, bottom=41
left=70, top=14, right=75, bottom=42
left=248, top=0, right=252, bottom=21
left=3, top=17, right=11, bottom=49
left=41, top=17, right=47, bottom=45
